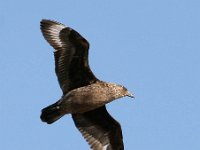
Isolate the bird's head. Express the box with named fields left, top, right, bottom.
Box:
left=119, top=85, right=134, bottom=98
left=108, top=83, right=134, bottom=99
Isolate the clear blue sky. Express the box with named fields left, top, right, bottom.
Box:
left=1, top=0, right=200, bottom=150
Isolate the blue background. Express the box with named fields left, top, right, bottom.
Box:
left=1, top=0, right=200, bottom=150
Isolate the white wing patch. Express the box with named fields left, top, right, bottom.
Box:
left=102, top=144, right=109, bottom=150
left=40, top=19, right=66, bottom=51
left=78, top=127, right=110, bottom=150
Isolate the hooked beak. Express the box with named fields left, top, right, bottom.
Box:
left=127, top=91, right=135, bottom=98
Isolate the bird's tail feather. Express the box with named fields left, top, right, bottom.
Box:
left=40, top=100, right=64, bottom=124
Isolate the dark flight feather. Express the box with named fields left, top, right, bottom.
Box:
left=41, top=19, right=98, bottom=94
left=72, top=106, right=124, bottom=150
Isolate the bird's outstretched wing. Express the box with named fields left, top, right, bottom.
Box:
left=40, top=19, right=98, bottom=94
left=72, top=106, right=124, bottom=150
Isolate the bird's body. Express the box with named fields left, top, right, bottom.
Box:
left=41, top=81, right=128, bottom=117
left=40, top=19, right=133, bottom=150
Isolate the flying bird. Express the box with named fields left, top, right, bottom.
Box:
left=40, top=19, right=134, bottom=150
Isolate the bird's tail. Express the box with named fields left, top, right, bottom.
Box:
left=40, top=100, right=64, bottom=124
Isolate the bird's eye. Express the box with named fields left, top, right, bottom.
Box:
left=122, top=86, right=127, bottom=91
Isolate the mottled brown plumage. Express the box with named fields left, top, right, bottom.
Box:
left=40, top=19, right=133, bottom=150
